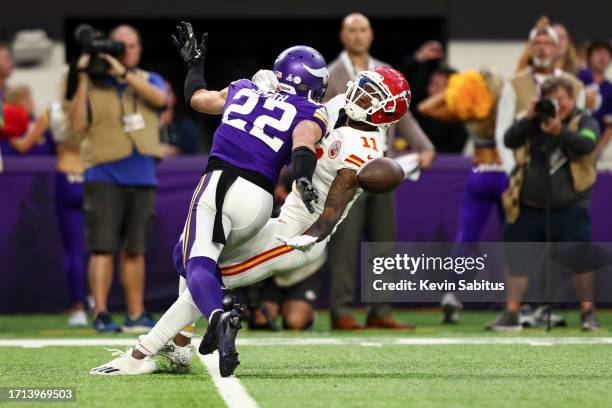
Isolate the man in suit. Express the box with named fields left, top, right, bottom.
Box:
left=324, top=13, right=435, bottom=329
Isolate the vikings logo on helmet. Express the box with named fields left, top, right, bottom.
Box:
left=273, top=45, right=329, bottom=102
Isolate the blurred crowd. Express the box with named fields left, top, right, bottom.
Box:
left=0, top=13, right=610, bottom=333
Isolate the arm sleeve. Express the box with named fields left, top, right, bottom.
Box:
left=504, top=117, right=534, bottom=148
left=495, top=82, right=517, bottom=173
left=65, top=62, right=80, bottom=101
left=558, top=115, right=599, bottom=154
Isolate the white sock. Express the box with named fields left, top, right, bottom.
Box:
left=178, top=276, right=188, bottom=296
left=177, top=277, right=196, bottom=339
left=136, top=289, right=202, bottom=356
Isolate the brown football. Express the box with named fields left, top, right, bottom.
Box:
left=356, top=157, right=405, bottom=194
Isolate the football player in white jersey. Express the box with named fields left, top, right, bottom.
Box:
left=89, top=66, right=415, bottom=377
left=218, top=67, right=413, bottom=289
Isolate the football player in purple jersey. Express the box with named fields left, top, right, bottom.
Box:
left=91, top=22, right=329, bottom=377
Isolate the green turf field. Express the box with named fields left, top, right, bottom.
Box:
left=1, top=310, right=612, bottom=407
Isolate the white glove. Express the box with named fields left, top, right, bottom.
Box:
left=393, top=152, right=421, bottom=181
left=252, top=69, right=280, bottom=92
left=277, top=234, right=318, bottom=252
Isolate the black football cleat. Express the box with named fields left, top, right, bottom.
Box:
left=199, top=294, right=244, bottom=355
left=216, top=309, right=243, bottom=377
left=199, top=321, right=218, bottom=355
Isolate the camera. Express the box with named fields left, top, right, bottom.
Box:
left=534, top=97, right=558, bottom=122
left=74, top=24, right=125, bottom=77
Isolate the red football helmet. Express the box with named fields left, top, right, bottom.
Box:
left=345, top=66, right=411, bottom=127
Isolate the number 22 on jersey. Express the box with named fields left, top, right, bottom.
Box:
left=222, top=88, right=297, bottom=152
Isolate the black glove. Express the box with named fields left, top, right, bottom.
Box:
left=170, top=21, right=208, bottom=67
left=296, top=177, right=319, bottom=214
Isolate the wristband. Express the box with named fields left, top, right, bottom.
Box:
left=184, top=58, right=207, bottom=104
left=292, top=146, right=317, bottom=182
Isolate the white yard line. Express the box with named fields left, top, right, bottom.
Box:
left=2, top=337, right=612, bottom=348
left=197, top=346, right=259, bottom=408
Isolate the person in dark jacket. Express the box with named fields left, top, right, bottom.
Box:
left=486, top=76, right=601, bottom=332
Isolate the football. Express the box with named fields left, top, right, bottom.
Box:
left=356, top=157, right=405, bottom=194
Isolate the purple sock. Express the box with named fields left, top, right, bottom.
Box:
left=186, top=256, right=223, bottom=320
left=172, top=240, right=186, bottom=278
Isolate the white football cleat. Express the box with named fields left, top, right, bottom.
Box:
left=67, top=310, right=87, bottom=327
left=158, top=340, right=194, bottom=373
left=90, top=348, right=157, bottom=376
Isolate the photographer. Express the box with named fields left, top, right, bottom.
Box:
left=486, top=76, right=601, bottom=332
left=68, top=24, right=167, bottom=333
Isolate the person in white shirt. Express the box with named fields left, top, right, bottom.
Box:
left=495, top=17, right=585, bottom=173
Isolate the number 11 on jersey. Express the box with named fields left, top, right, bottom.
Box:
left=360, top=136, right=378, bottom=151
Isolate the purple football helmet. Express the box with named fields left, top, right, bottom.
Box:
left=273, top=45, right=329, bottom=102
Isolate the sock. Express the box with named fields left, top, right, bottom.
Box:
left=173, top=240, right=186, bottom=278
left=136, top=289, right=202, bottom=356
left=185, top=256, right=224, bottom=319
left=179, top=325, right=195, bottom=339
left=177, top=276, right=196, bottom=338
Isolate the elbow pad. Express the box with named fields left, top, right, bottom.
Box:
left=292, top=146, right=317, bottom=182
left=184, top=59, right=207, bottom=105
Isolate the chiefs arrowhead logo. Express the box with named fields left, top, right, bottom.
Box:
left=328, top=141, right=342, bottom=159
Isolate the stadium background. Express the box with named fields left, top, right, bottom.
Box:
left=1, top=1, right=612, bottom=313
left=1, top=3, right=612, bottom=407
